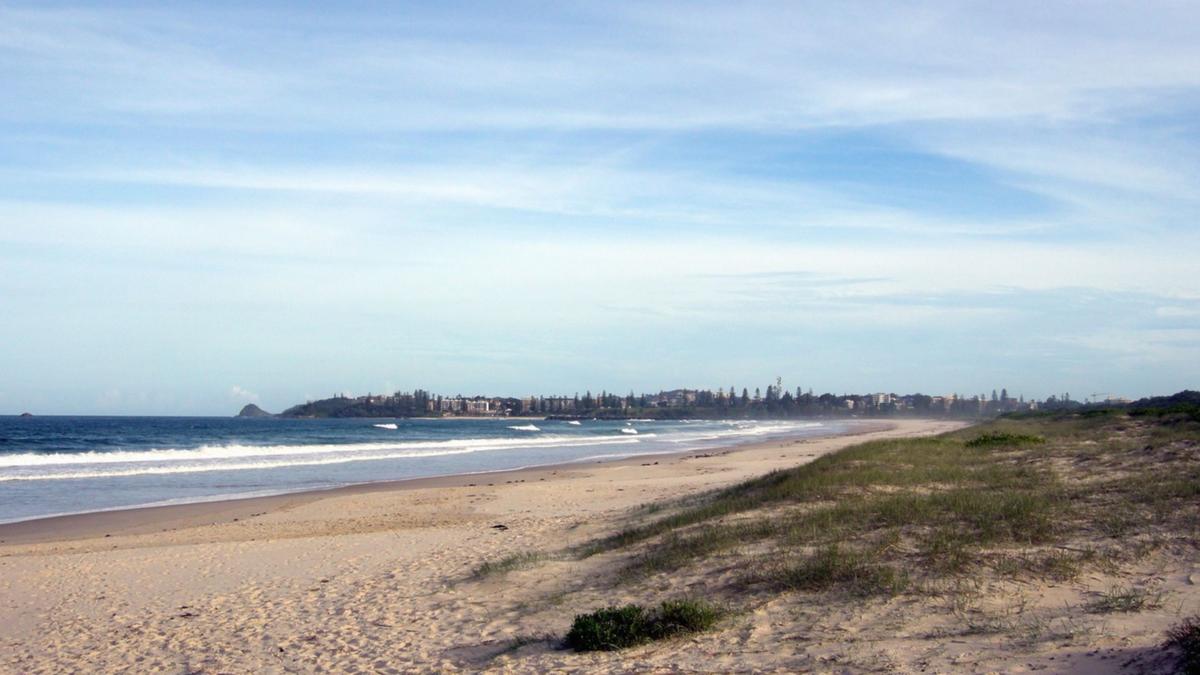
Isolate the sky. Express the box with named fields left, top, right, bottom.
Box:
left=1, top=1, right=1198, bottom=415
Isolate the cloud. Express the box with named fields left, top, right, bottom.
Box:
left=1, top=3, right=1198, bottom=411
left=3, top=2, right=1199, bottom=132
left=228, top=386, right=259, bottom=403
left=1054, top=328, right=1200, bottom=368
left=1156, top=306, right=1200, bottom=318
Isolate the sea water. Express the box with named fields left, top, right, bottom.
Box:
left=0, top=416, right=854, bottom=524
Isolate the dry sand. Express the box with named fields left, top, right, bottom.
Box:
left=5, top=418, right=1189, bottom=673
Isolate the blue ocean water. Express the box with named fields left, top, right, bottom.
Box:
left=0, top=416, right=852, bottom=524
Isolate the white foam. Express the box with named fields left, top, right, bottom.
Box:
left=0, top=419, right=829, bottom=483
left=373, top=423, right=399, bottom=430
left=507, top=424, right=540, bottom=432
left=0, top=434, right=592, bottom=468
left=0, top=437, right=643, bottom=481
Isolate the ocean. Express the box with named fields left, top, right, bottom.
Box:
left=0, top=416, right=854, bottom=524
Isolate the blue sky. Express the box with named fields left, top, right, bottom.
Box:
left=1, top=1, right=1198, bottom=414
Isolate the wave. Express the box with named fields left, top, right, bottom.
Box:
left=566, top=420, right=582, bottom=425
left=0, top=419, right=828, bottom=483
left=0, top=434, right=603, bottom=468
left=507, top=424, right=540, bottom=432
left=0, top=437, right=644, bottom=481
left=373, top=423, right=399, bottom=430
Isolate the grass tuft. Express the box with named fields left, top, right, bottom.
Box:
left=472, top=551, right=547, bottom=579
left=565, top=599, right=723, bottom=652
left=769, top=545, right=907, bottom=597
left=1085, top=584, right=1162, bottom=614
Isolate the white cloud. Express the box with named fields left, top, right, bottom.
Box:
left=228, top=386, right=259, bottom=403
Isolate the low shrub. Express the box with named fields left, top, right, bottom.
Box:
left=651, top=599, right=723, bottom=639
left=566, top=599, right=722, bottom=651
left=566, top=605, right=649, bottom=651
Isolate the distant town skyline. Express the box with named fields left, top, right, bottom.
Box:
left=264, top=385, right=1112, bottom=421
left=1, top=2, right=1198, bottom=415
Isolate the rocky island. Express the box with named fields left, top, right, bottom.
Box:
left=235, top=404, right=273, bottom=418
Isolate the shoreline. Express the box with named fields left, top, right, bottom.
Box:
left=0, top=418, right=971, bottom=672
left=0, top=419, right=893, bottom=548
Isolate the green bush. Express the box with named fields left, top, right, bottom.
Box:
left=651, top=599, right=723, bottom=639
left=566, top=600, right=722, bottom=651
left=566, top=605, right=650, bottom=651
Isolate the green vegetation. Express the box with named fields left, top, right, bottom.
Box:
left=277, top=383, right=1138, bottom=419
left=579, top=430, right=1065, bottom=582
left=574, top=404, right=1199, bottom=606
left=565, top=599, right=723, bottom=652
left=1085, top=584, right=1163, bottom=614
left=963, top=431, right=1044, bottom=447
left=1129, top=390, right=1200, bottom=423
left=767, top=544, right=908, bottom=596
left=462, top=397, right=1198, bottom=660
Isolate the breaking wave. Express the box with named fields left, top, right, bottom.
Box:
left=0, top=419, right=826, bottom=483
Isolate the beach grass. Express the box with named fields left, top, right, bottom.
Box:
left=765, top=543, right=909, bottom=596
left=458, top=407, right=1200, bottom=656
left=471, top=550, right=548, bottom=579
left=574, top=409, right=1199, bottom=608
left=1085, top=584, right=1163, bottom=614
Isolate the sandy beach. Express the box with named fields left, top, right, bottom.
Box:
left=0, top=419, right=967, bottom=673
left=5, top=414, right=1198, bottom=674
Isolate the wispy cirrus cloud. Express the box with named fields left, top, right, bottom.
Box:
left=3, top=2, right=1199, bottom=130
